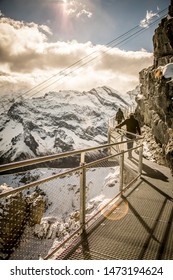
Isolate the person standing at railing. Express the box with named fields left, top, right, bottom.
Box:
left=115, top=113, right=141, bottom=158
left=115, top=108, right=125, bottom=124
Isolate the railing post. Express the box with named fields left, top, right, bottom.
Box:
left=119, top=151, right=124, bottom=192
left=108, top=127, right=111, bottom=144
left=80, top=153, right=86, bottom=232
left=81, top=152, right=85, bottom=164
left=138, top=145, right=143, bottom=177
left=119, top=134, right=124, bottom=156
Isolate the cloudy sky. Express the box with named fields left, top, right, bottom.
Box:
left=0, top=0, right=170, bottom=98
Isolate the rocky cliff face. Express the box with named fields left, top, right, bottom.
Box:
left=136, top=0, right=173, bottom=174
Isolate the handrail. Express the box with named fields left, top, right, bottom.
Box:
left=44, top=145, right=143, bottom=260
left=0, top=136, right=143, bottom=173
left=43, top=143, right=143, bottom=260
left=0, top=165, right=82, bottom=198
left=0, top=143, right=142, bottom=199
left=112, top=127, right=143, bottom=138
left=0, top=114, right=144, bottom=260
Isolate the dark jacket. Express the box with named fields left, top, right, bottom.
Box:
left=116, top=115, right=141, bottom=135
left=115, top=109, right=124, bottom=123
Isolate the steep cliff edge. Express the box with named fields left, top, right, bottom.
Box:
left=136, top=0, right=173, bottom=174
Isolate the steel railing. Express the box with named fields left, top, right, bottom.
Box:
left=45, top=132, right=144, bottom=259
left=0, top=131, right=143, bottom=260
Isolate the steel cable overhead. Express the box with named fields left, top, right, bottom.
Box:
left=24, top=8, right=168, bottom=98
left=16, top=26, right=142, bottom=99
left=28, top=9, right=167, bottom=98
left=0, top=7, right=168, bottom=112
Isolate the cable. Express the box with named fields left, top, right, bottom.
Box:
left=0, top=7, right=168, bottom=109
left=28, top=11, right=167, bottom=97
left=18, top=25, right=141, bottom=99
left=25, top=8, right=168, bottom=98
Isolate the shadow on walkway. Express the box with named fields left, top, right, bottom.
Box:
left=129, top=157, right=169, bottom=182
left=122, top=192, right=172, bottom=259
left=141, top=177, right=173, bottom=201
left=57, top=154, right=173, bottom=260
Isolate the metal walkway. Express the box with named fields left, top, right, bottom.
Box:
left=0, top=125, right=172, bottom=260
left=56, top=155, right=173, bottom=260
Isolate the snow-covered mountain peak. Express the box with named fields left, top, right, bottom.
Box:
left=0, top=86, right=136, bottom=164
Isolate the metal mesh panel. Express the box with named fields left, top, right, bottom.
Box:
left=58, top=181, right=173, bottom=260
left=0, top=132, right=144, bottom=260
left=85, top=158, right=120, bottom=225
left=0, top=189, right=28, bottom=259
left=0, top=168, right=81, bottom=260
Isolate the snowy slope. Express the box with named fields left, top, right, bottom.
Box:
left=0, top=86, right=136, bottom=164
left=0, top=165, right=120, bottom=259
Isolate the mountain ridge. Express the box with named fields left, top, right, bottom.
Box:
left=0, top=86, right=137, bottom=165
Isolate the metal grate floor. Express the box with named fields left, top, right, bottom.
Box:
left=56, top=164, right=173, bottom=260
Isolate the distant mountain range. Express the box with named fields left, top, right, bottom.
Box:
left=0, top=86, right=138, bottom=165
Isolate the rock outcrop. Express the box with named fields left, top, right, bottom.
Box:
left=136, top=0, right=173, bottom=174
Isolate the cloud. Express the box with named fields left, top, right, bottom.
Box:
left=140, top=10, right=159, bottom=28
left=95, top=47, right=152, bottom=75
left=76, top=9, right=92, bottom=18
left=64, top=1, right=93, bottom=19
left=0, top=16, right=153, bottom=97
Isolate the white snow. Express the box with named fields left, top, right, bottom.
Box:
left=31, top=131, right=56, bottom=154
left=0, top=165, right=121, bottom=259
left=143, top=141, right=154, bottom=161
left=157, top=63, right=173, bottom=82
left=0, top=120, right=23, bottom=152
left=0, top=86, right=136, bottom=162
left=0, top=86, right=138, bottom=259
left=0, top=119, right=36, bottom=160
